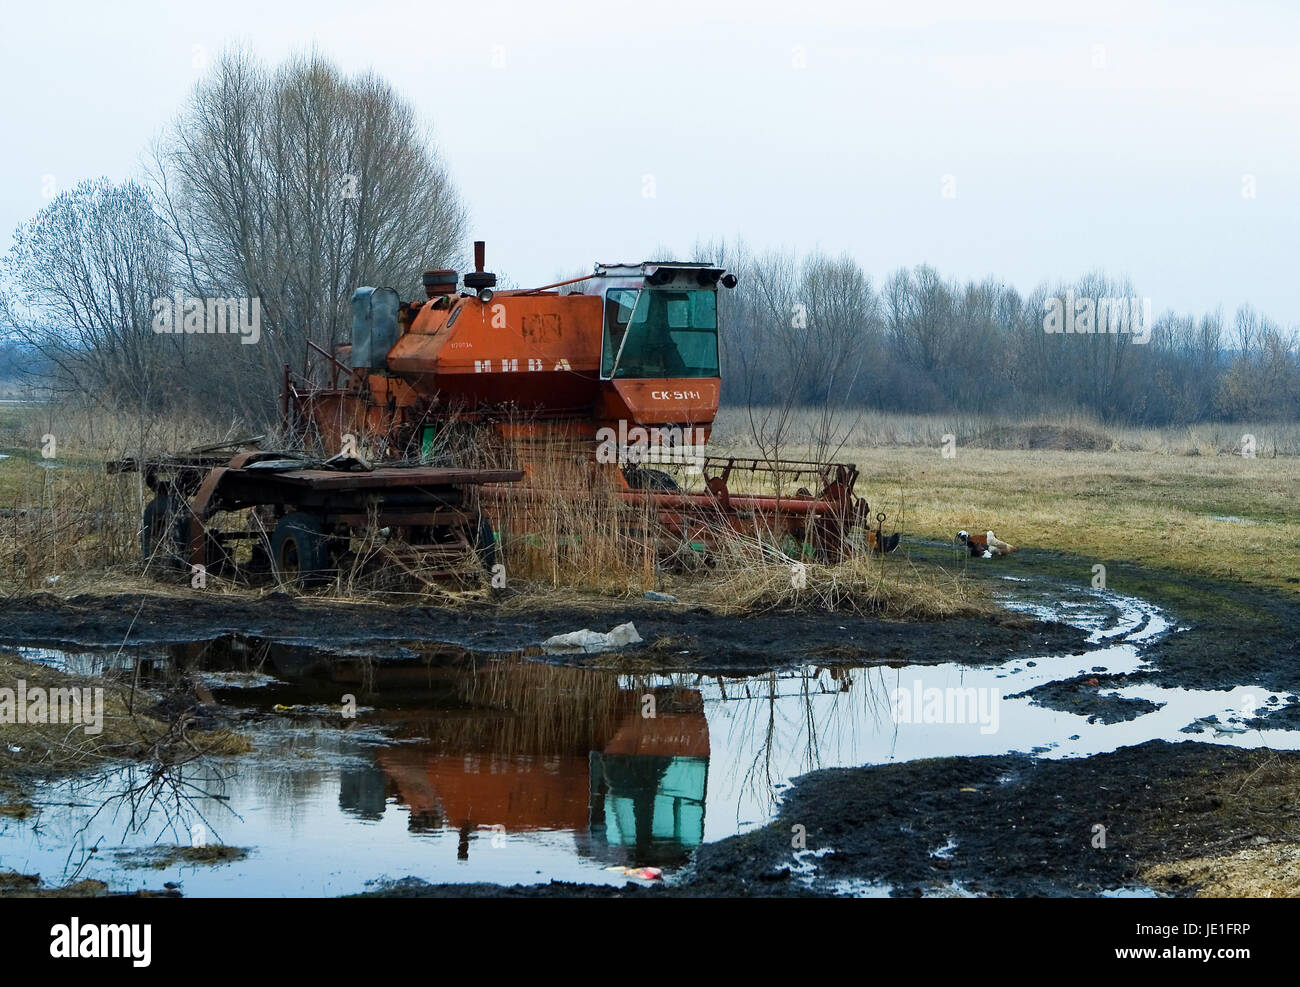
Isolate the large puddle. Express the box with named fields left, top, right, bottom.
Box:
left=2, top=586, right=1298, bottom=896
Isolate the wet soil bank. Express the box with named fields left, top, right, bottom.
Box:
left=693, top=740, right=1300, bottom=897
left=0, top=589, right=1087, bottom=672
left=358, top=740, right=1300, bottom=898
left=975, top=549, right=1300, bottom=726
left=982, top=548, right=1300, bottom=694
left=0, top=872, right=181, bottom=898
left=349, top=555, right=1300, bottom=898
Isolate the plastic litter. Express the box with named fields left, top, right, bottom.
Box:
left=604, top=865, right=663, bottom=881
left=542, top=621, right=642, bottom=654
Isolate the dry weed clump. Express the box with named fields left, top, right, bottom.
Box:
left=488, top=451, right=661, bottom=594
left=0, top=648, right=251, bottom=820
left=702, top=526, right=989, bottom=618
left=0, top=400, right=250, bottom=592
left=1142, top=843, right=1300, bottom=898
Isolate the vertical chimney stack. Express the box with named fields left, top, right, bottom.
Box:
left=464, top=240, right=497, bottom=299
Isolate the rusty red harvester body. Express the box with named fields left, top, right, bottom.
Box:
left=111, top=241, right=896, bottom=584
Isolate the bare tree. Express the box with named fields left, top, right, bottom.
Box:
left=2, top=178, right=179, bottom=414
left=150, top=45, right=469, bottom=416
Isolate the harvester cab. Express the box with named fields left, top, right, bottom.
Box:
left=284, top=241, right=898, bottom=565
left=580, top=262, right=732, bottom=442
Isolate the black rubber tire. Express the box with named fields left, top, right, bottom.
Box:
left=272, top=512, right=333, bottom=586
left=624, top=467, right=679, bottom=492
left=473, top=513, right=497, bottom=572
left=141, top=495, right=168, bottom=561
left=141, top=496, right=185, bottom=568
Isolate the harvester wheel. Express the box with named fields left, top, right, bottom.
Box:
left=272, top=512, right=333, bottom=586
left=473, top=513, right=497, bottom=572
left=141, top=496, right=183, bottom=569
left=624, top=467, right=678, bottom=492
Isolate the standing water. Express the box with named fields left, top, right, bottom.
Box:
left=1, top=588, right=1296, bottom=896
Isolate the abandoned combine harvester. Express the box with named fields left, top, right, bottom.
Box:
left=283, top=242, right=899, bottom=566
left=112, top=241, right=897, bottom=584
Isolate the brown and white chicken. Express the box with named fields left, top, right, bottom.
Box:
left=957, top=529, right=1017, bottom=558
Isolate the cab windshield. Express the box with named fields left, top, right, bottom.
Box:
left=602, top=288, right=719, bottom=379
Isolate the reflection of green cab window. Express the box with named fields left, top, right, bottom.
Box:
left=602, top=289, right=719, bottom=379
left=600, top=755, right=708, bottom=849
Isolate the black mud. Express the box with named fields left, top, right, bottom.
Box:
left=361, top=740, right=1300, bottom=898
left=0, top=590, right=1088, bottom=672
left=687, top=740, right=1300, bottom=897
left=1007, top=672, right=1164, bottom=724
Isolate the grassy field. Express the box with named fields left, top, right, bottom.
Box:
left=709, top=410, right=1300, bottom=594
left=710, top=407, right=1300, bottom=457
left=841, top=447, right=1295, bottom=591
left=2, top=401, right=1296, bottom=599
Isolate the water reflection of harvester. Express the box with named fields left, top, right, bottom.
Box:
left=166, top=640, right=710, bottom=860
left=373, top=663, right=709, bottom=867
left=167, top=640, right=891, bottom=857
left=164, top=641, right=896, bottom=853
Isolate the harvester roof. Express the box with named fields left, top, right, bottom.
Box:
left=581, top=261, right=733, bottom=294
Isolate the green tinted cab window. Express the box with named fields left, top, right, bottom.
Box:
left=602, top=288, right=718, bottom=379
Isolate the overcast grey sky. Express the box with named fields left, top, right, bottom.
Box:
left=2, top=0, right=1297, bottom=323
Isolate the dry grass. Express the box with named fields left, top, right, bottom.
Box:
left=702, top=532, right=990, bottom=618
left=0, top=648, right=251, bottom=814
left=0, top=400, right=993, bottom=612
left=1143, top=843, right=1300, bottom=898
left=1139, top=753, right=1300, bottom=897
left=10, top=400, right=1292, bottom=605
left=710, top=412, right=1300, bottom=593
left=0, top=400, right=239, bottom=592
left=489, top=451, right=661, bottom=593
left=0, top=649, right=167, bottom=772
left=712, top=407, right=1300, bottom=457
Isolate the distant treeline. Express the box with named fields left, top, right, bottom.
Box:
left=701, top=240, right=1300, bottom=425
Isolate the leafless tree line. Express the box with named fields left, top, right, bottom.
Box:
left=699, top=238, right=1300, bottom=426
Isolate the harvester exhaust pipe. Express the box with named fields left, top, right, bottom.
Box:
left=464, top=239, right=497, bottom=302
